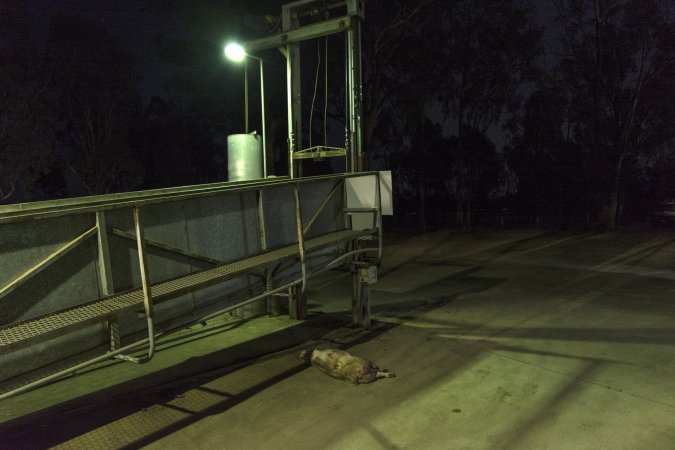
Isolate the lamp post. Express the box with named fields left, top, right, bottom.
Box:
left=224, top=43, right=267, bottom=178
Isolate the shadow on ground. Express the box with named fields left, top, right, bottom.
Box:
left=0, top=312, right=394, bottom=448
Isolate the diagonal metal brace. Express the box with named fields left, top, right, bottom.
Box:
left=0, top=226, right=97, bottom=300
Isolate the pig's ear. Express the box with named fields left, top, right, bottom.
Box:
left=299, top=350, right=309, bottom=361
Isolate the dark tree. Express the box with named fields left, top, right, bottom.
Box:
left=47, top=13, right=143, bottom=195
left=129, top=97, right=225, bottom=189
left=0, top=4, right=55, bottom=203
left=437, top=0, right=543, bottom=227
left=554, top=0, right=675, bottom=228
left=507, top=87, right=586, bottom=226
left=382, top=3, right=450, bottom=231
left=448, top=128, right=503, bottom=228
left=150, top=0, right=287, bottom=174
left=360, top=0, right=433, bottom=164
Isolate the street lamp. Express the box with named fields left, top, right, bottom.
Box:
left=224, top=43, right=246, bottom=62
left=224, top=42, right=267, bottom=178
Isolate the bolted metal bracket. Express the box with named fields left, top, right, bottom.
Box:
left=351, top=261, right=376, bottom=328
left=358, top=265, right=377, bottom=284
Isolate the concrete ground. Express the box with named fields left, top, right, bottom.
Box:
left=2, top=229, right=675, bottom=449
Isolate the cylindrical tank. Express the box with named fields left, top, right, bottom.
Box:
left=227, top=134, right=263, bottom=181
left=227, top=134, right=266, bottom=318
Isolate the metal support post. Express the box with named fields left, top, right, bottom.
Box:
left=245, top=61, right=249, bottom=133
left=283, top=3, right=303, bottom=178
left=289, top=284, right=307, bottom=320
left=351, top=261, right=375, bottom=329
left=286, top=45, right=295, bottom=179
left=96, top=211, right=120, bottom=350
left=115, top=207, right=156, bottom=363
left=289, top=43, right=303, bottom=178
left=259, top=58, right=267, bottom=178
left=346, top=15, right=363, bottom=172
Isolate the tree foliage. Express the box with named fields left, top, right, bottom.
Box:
left=0, top=5, right=55, bottom=203
left=552, top=0, right=675, bottom=227
left=367, top=0, right=542, bottom=229
left=47, top=13, right=143, bottom=195
left=129, top=96, right=225, bottom=188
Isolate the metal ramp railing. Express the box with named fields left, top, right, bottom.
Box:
left=0, top=172, right=386, bottom=399
left=0, top=228, right=373, bottom=355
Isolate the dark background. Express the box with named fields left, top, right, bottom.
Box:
left=2, top=0, right=674, bottom=231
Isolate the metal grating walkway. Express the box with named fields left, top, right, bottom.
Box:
left=0, top=229, right=373, bottom=354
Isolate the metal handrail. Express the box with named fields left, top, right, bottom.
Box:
left=0, top=172, right=385, bottom=397
left=0, top=246, right=376, bottom=400
left=0, top=172, right=380, bottom=224
left=112, top=207, right=156, bottom=364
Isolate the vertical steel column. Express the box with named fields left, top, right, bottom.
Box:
left=346, top=14, right=363, bottom=173
left=95, top=212, right=114, bottom=296
left=96, top=211, right=119, bottom=350
left=245, top=61, right=249, bottom=133
left=291, top=47, right=303, bottom=177
left=351, top=261, right=372, bottom=329
left=286, top=46, right=295, bottom=178
left=344, top=36, right=351, bottom=172
left=289, top=284, right=306, bottom=320
left=259, top=58, right=268, bottom=178
left=342, top=173, right=354, bottom=271
left=283, top=4, right=303, bottom=178
left=134, top=208, right=154, bottom=323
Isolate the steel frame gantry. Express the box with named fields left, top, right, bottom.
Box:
left=242, top=0, right=365, bottom=178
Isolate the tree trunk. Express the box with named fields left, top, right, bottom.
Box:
left=606, top=152, right=626, bottom=230
left=456, top=189, right=464, bottom=227
left=454, top=98, right=472, bottom=230
left=418, top=177, right=427, bottom=232
left=363, top=109, right=377, bottom=157
left=267, top=115, right=282, bottom=176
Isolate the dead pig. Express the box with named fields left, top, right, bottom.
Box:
left=299, top=348, right=395, bottom=385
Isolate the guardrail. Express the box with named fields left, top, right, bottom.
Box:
left=0, top=172, right=386, bottom=399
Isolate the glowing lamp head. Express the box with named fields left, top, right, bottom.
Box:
left=224, top=43, right=246, bottom=62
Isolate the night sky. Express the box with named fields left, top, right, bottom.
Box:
left=11, top=1, right=559, bottom=109
left=15, top=1, right=189, bottom=98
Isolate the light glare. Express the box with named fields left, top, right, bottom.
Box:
left=225, top=43, right=246, bottom=62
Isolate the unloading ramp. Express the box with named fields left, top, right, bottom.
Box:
left=0, top=172, right=391, bottom=399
